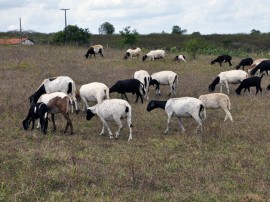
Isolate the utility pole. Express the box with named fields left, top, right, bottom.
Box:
left=60, top=8, right=70, bottom=28
left=60, top=8, right=70, bottom=44
left=19, top=18, right=22, bottom=42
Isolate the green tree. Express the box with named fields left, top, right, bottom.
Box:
left=191, top=31, right=201, bottom=36
left=53, top=25, right=91, bottom=45
left=119, top=26, right=139, bottom=45
left=98, top=22, right=115, bottom=34
left=171, top=25, right=187, bottom=34
left=185, top=38, right=205, bottom=59
left=222, top=40, right=232, bottom=48
left=250, top=29, right=261, bottom=35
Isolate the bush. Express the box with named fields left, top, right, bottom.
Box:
left=170, top=47, right=178, bottom=53
left=53, top=25, right=91, bottom=45
left=119, top=26, right=139, bottom=46
left=185, top=38, right=205, bottom=59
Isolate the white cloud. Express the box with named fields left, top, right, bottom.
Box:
left=0, top=0, right=269, bottom=34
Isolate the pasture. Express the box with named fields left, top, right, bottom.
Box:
left=0, top=45, right=269, bottom=201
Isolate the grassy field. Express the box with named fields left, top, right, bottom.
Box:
left=0, top=45, right=269, bottom=201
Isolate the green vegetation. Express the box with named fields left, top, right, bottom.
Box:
left=185, top=37, right=205, bottom=59
left=0, top=45, right=269, bottom=201
left=171, top=25, right=187, bottom=35
left=90, top=33, right=270, bottom=56
left=98, top=22, right=115, bottom=35
left=119, top=26, right=139, bottom=46
left=250, top=29, right=261, bottom=35
left=53, top=25, right=91, bottom=45
left=1, top=28, right=270, bottom=56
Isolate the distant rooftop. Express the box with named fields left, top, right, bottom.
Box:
left=0, top=37, right=35, bottom=45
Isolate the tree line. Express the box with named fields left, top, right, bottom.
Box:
left=0, top=22, right=269, bottom=59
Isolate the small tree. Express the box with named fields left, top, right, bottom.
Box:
left=250, top=29, right=261, bottom=35
left=98, top=22, right=115, bottom=34
left=191, top=31, right=201, bottom=36
left=171, top=25, right=187, bottom=35
left=53, top=25, right=91, bottom=45
left=222, top=40, right=232, bottom=48
left=119, top=26, right=139, bottom=46
left=185, top=38, right=205, bottom=59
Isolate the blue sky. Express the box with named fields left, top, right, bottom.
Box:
left=0, top=0, right=269, bottom=34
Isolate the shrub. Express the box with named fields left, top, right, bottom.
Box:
left=53, top=25, right=91, bottom=45
left=170, top=47, right=178, bottom=53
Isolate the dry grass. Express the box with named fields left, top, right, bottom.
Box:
left=0, top=45, right=269, bottom=201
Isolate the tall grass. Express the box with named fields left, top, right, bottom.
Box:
left=0, top=45, right=269, bottom=201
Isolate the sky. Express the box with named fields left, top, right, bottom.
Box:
left=0, top=0, right=269, bottom=35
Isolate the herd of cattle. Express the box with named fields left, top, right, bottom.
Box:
left=22, top=44, right=270, bottom=140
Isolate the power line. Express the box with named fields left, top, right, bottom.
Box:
left=60, top=8, right=70, bottom=28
